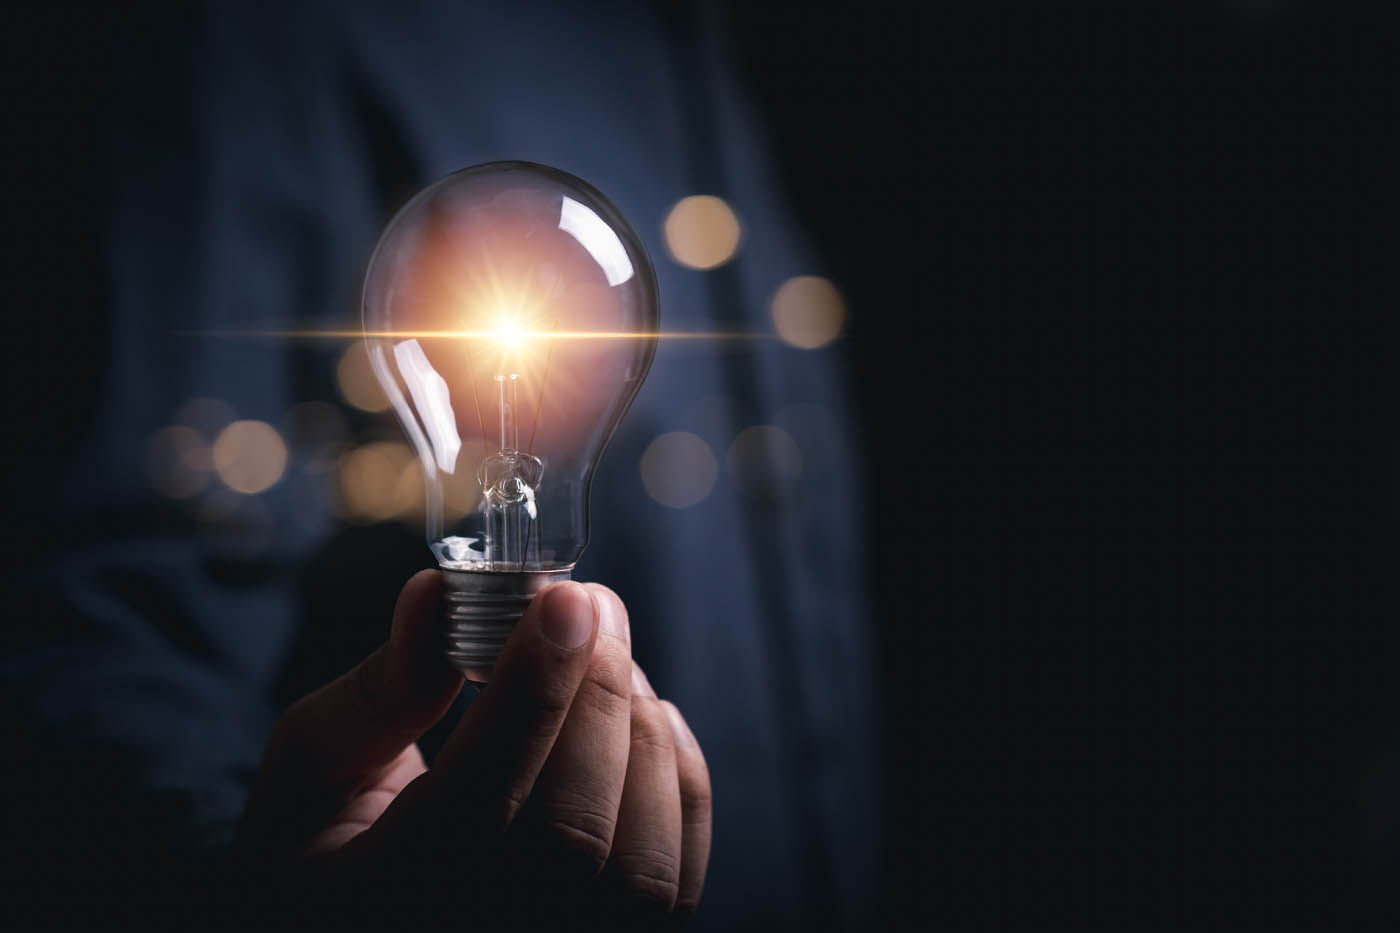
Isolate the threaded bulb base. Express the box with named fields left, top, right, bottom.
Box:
left=441, top=567, right=572, bottom=683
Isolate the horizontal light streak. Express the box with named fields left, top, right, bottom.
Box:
left=178, top=328, right=771, bottom=342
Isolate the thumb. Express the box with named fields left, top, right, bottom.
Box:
left=257, top=569, right=464, bottom=795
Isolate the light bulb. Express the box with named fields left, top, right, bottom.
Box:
left=362, top=161, right=658, bottom=681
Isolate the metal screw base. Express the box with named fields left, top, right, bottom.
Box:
left=441, top=567, right=573, bottom=683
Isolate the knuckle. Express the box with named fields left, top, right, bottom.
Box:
left=541, top=812, right=614, bottom=877
left=678, top=757, right=713, bottom=815
left=629, top=699, right=675, bottom=756
left=539, top=785, right=618, bottom=860
left=680, top=781, right=713, bottom=823
left=610, top=846, right=681, bottom=909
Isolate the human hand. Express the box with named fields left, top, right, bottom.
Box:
left=235, top=570, right=711, bottom=931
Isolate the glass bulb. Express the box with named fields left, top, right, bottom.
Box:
left=362, top=161, right=658, bottom=679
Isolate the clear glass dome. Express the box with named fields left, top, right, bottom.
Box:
left=362, top=161, right=658, bottom=572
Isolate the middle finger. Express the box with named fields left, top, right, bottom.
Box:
left=603, top=662, right=683, bottom=913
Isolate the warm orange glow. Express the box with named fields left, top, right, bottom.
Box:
left=336, top=343, right=391, bottom=412
left=663, top=196, right=742, bottom=269
left=212, top=420, right=288, bottom=495
left=771, top=276, right=845, bottom=349
left=335, top=441, right=420, bottom=522
left=476, top=312, right=554, bottom=381
left=181, top=328, right=753, bottom=341
left=492, top=314, right=526, bottom=349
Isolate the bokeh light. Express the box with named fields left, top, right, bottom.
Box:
left=640, top=432, right=719, bottom=509
left=212, top=420, right=288, bottom=494
left=663, top=195, right=741, bottom=270
left=336, top=441, right=422, bottom=522
left=726, top=425, right=803, bottom=500
left=146, top=425, right=211, bottom=499
left=770, top=276, right=845, bottom=349
left=335, top=342, right=390, bottom=413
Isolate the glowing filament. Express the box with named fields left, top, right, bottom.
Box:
left=493, top=315, right=526, bottom=349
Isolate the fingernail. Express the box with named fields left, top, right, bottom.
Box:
left=593, top=587, right=629, bottom=644
left=662, top=701, right=695, bottom=747
left=631, top=662, right=655, bottom=697
left=539, top=583, right=596, bottom=650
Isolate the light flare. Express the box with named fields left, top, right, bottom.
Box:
left=492, top=314, right=527, bottom=349
left=180, top=328, right=768, bottom=341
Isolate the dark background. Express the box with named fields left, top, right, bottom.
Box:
left=724, top=1, right=1390, bottom=928
left=2, top=1, right=1393, bottom=928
